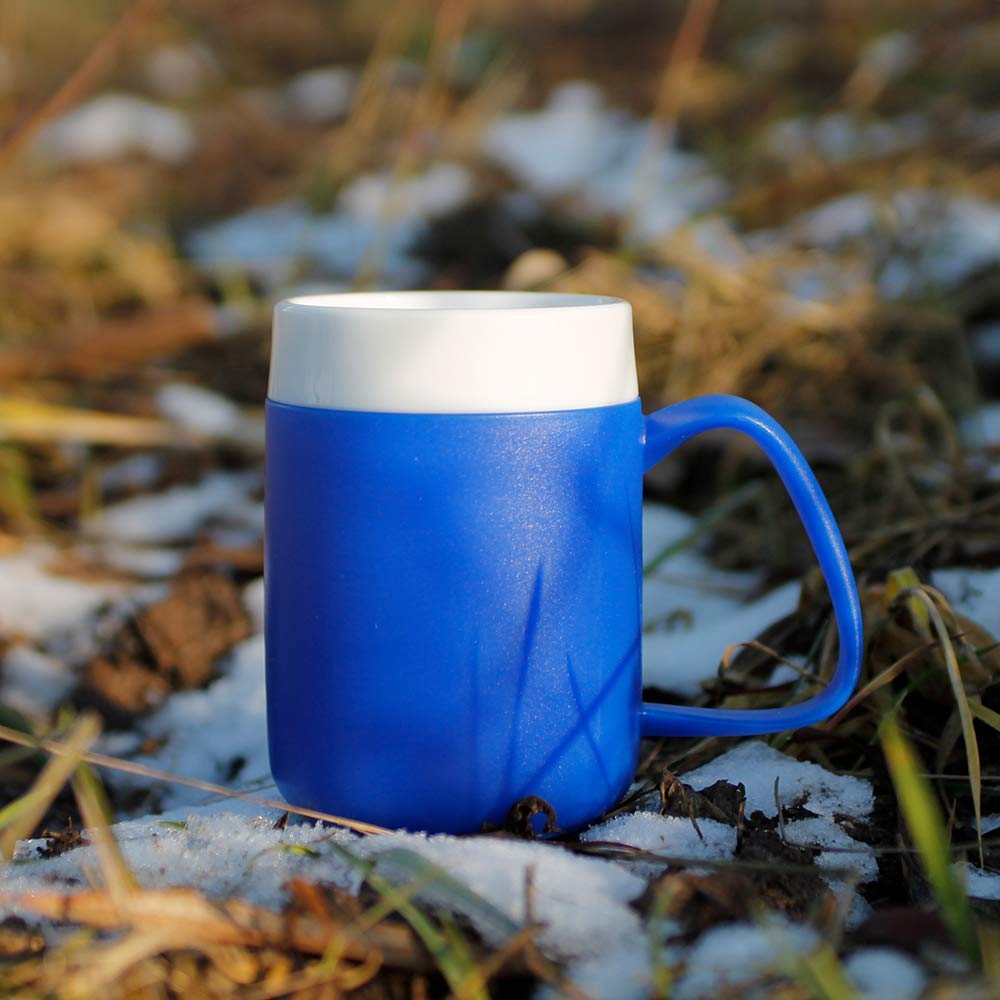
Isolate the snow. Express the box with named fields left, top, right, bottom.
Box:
left=844, top=947, right=926, bottom=1000
left=765, top=112, right=927, bottom=164
left=957, top=861, right=1000, bottom=901
left=35, top=93, right=196, bottom=165
left=243, top=576, right=265, bottom=633
left=84, top=470, right=259, bottom=544
left=144, top=44, right=218, bottom=101
left=366, top=832, right=646, bottom=957
left=188, top=163, right=473, bottom=285
left=122, top=634, right=270, bottom=813
left=640, top=502, right=799, bottom=695
left=0, top=645, right=74, bottom=718
left=100, top=453, right=164, bottom=494
left=783, top=817, right=878, bottom=884
left=156, top=382, right=243, bottom=437
left=643, top=582, right=799, bottom=695
left=581, top=812, right=737, bottom=878
left=3, top=814, right=360, bottom=913
left=672, top=920, right=819, bottom=1000
left=933, top=566, right=1000, bottom=636
left=681, top=740, right=875, bottom=820
left=482, top=81, right=725, bottom=241
left=283, top=66, right=356, bottom=122
left=551, top=942, right=653, bottom=1000
left=959, top=402, right=1000, bottom=450
left=791, top=189, right=1000, bottom=296
left=87, top=542, right=185, bottom=579
left=0, top=548, right=116, bottom=640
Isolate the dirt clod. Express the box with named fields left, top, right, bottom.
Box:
left=75, top=569, right=250, bottom=726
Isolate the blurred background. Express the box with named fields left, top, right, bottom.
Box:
left=0, top=0, right=997, bottom=585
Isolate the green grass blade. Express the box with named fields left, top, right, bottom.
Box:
left=331, top=845, right=490, bottom=999
left=0, top=713, right=100, bottom=860
left=968, top=699, right=1000, bottom=733
left=894, top=584, right=984, bottom=865
left=880, top=712, right=980, bottom=965
left=782, top=941, right=859, bottom=1000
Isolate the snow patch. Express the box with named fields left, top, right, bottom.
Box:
left=85, top=471, right=258, bottom=544
left=957, top=861, right=1000, bottom=901
left=673, top=920, right=819, bottom=1000
left=365, top=832, right=646, bottom=958
left=144, top=44, right=218, bottom=100
left=642, top=582, right=799, bottom=695
left=35, top=93, right=195, bottom=165
left=933, top=566, right=1000, bottom=637
left=123, top=634, right=270, bottom=813
left=156, top=383, right=243, bottom=437
left=791, top=189, right=1000, bottom=296
left=283, top=66, right=356, bottom=122
left=765, top=112, right=927, bottom=164
left=3, top=813, right=358, bottom=914
left=0, top=548, right=116, bottom=640
left=582, top=811, right=737, bottom=878
left=482, top=82, right=725, bottom=241
left=0, top=645, right=75, bottom=718
left=682, top=741, right=874, bottom=820
left=844, top=947, right=927, bottom=999
left=189, top=163, right=472, bottom=286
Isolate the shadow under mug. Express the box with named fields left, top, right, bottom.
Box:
left=265, top=291, right=863, bottom=833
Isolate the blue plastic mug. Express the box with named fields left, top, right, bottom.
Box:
left=265, top=291, right=863, bottom=833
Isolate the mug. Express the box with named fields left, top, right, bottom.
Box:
left=265, top=291, right=863, bottom=834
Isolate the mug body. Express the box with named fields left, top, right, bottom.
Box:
left=265, top=291, right=643, bottom=833
left=266, top=399, right=644, bottom=833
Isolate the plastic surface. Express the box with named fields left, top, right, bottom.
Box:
left=638, top=395, right=864, bottom=737
left=265, top=394, right=863, bottom=833
left=266, top=398, right=645, bottom=833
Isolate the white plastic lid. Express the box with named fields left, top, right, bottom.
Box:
left=268, top=291, right=638, bottom=413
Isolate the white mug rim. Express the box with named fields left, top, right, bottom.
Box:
left=280, top=290, right=626, bottom=315
left=269, top=289, right=638, bottom=414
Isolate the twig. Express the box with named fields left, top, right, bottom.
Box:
left=0, top=0, right=163, bottom=165
left=0, top=722, right=390, bottom=836
left=624, top=0, right=719, bottom=239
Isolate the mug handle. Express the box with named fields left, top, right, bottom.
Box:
left=639, top=395, right=864, bottom=737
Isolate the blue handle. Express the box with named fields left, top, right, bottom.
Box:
left=639, top=395, right=864, bottom=737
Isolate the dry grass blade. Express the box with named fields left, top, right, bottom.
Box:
left=0, top=0, right=162, bottom=164
left=332, top=845, right=490, bottom=1000
left=625, top=0, right=719, bottom=237
left=967, top=699, right=1000, bottom=734
left=822, top=639, right=938, bottom=730
left=5, top=885, right=540, bottom=977
left=71, top=763, right=137, bottom=906
left=892, top=584, right=984, bottom=865
left=880, top=713, right=980, bottom=965
left=0, top=712, right=100, bottom=859
left=0, top=722, right=390, bottom=836
left=0, top=300, right=219, bottom=384
left=780, top=939, right=859, bottom=1000
left=0, top=398, right=202, bottom=447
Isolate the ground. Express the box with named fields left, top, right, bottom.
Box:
left=0, top=1, right=999, bottom=997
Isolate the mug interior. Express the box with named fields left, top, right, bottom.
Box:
left=284, top=290, right=624, bottom=312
